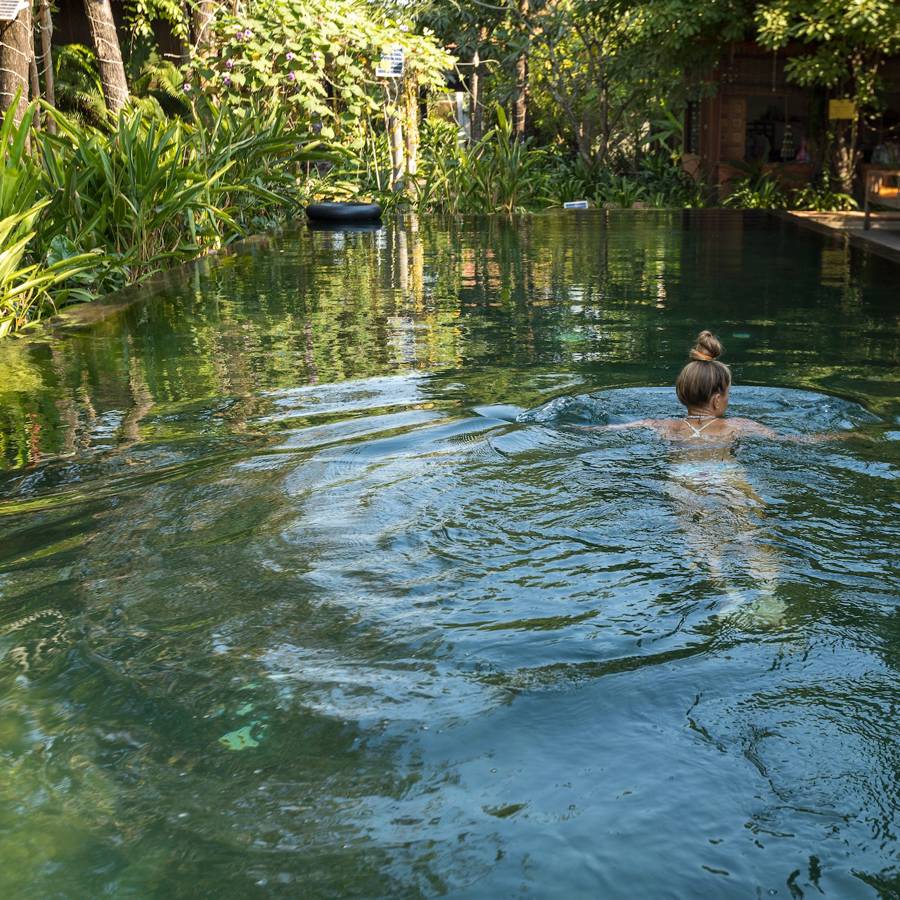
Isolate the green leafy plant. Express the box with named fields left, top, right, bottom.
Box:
left=194, top=0, right=452, bottom=149
left=634, top=155, right=707, bottom=208
left=594, top=173, right=649, bottom=208
left=53, top=44, right=108, bottom=128
left=130, top=49, right=192, bottom=119
left=190, top=96, right=337, bottom=234
left=414, top=107, right=548, bottom=214
left=723, top=166, right=789, bottom=210
left=38, top=106, right=227, bottom=278
left=0, top=92, right=337, bottom=335
left=791, top=179, right=858, bottom=212
left=0, top=101, right=42, bottom=221
left=0, top=206, right=100, bottom=337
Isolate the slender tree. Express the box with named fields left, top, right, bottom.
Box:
left=403, top=72, right=420, bottom=197
left=469, top=25, right=489, bottom=142
left=469, top=42, right=481, bottom=141
left=0, top=2, right=31, bottom=123
left=38, top=0, right=55, bottom=110
left=513, top=0, right=529, bottom=137
left=28, top=36, right=39, bottom=104
left=83, top=0, right=129, bottom=115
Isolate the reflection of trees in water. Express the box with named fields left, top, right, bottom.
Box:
left=0, top=213, right=895, bottom=470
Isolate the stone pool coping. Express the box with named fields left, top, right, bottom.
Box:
left=777, top=210, right=900, bottom=263
left=37, top=233, right=277, bottom=338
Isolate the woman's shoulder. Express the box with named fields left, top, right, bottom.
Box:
left=725, top=417, right=779, bottom=437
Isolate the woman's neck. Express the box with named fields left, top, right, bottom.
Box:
left=686, top=405, right=720, bottom=418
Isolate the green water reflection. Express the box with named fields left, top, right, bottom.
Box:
left=3, top=212, right=897, bottom=470
left=0, top=211, right=898, bottom=897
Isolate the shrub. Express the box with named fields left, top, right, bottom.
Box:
left=414, top=107, right=549, bottom=214
left=791, top=179, right=858, bottom=212
left=723, top=173, right=789, bottom=210
left=1, top=96, right=333, bottom=334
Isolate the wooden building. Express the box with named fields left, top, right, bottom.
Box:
left=683, top=42, right=900, bottom=194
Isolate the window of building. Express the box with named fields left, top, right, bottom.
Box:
left=744, top=96, right=810, bottom=163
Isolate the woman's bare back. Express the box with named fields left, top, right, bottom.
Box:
left=652, top=417, right=776, bottom=442
left=602, top=416, right=778, bottom=442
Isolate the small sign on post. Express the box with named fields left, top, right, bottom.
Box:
left=0, top=0, right=28, bottom=20
left=828, top=99, right=857, bottom=120
left=563, top=200, right=589, bottom=209
left=376, top=46, right=405, bottom=79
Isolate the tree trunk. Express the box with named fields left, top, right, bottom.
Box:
left=388, top=109, right=405, bottom=192
left=469, top=43, right=481, bottom=143
left=0, top=4, right=32, bottom=124
left=514, top=52, right=527, bottom=137
left=38, top=0, right=56, bottom=129
left=29, top=41, right=39, bottom=106
left=192, top=0, right=216, bottom=52
left=403, top=75, right=419, bottom=199
left=383, top=83, right=405, bottom=192
left=513, top=0, right=528, bottom=138
left=598, top=84, right=609, bottom=166
left=833, top=118, right=859, bottom=194
left=83, top=0, right=129, bottom=115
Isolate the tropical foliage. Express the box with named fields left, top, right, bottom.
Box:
left=193, top=0, right=451, bottom=145
left=0, top=0, right=893, bottom=334
left=0, top=96, right=330, bottom=332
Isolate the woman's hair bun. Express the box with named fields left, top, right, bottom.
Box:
left=689, top=329, right=723, bottom=361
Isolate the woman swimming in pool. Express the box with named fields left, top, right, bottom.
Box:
left=575, top=330, right=863, bottom=625
left=609, top=330, right=776, bottom=441
left=590, top=330, right=787, bottom=624
left=604, top=329, right=853, bottom=444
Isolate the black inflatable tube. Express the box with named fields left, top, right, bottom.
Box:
left=306, top=202, right=382, bottom=223
left=306, top=221, right=383, bottom=234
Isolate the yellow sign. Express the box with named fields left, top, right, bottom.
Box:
left=828, top=99, right=857, bottom=120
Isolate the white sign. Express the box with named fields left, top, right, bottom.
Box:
left=376, top=46, right=405, bottom=79
left=563, top=200, right=589, bottom=209
left=0, top=0, right=28, bottom=21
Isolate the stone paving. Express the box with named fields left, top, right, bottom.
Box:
left=782, top=210, right=900, bottom=262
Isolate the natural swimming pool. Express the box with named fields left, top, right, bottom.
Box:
left=0, top=211, right=898, bottom=897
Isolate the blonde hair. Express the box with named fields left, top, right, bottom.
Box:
left=675, top=330, right=732, bottom=408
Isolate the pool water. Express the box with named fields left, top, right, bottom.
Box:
left=0, top=211, right=898, bottom=897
